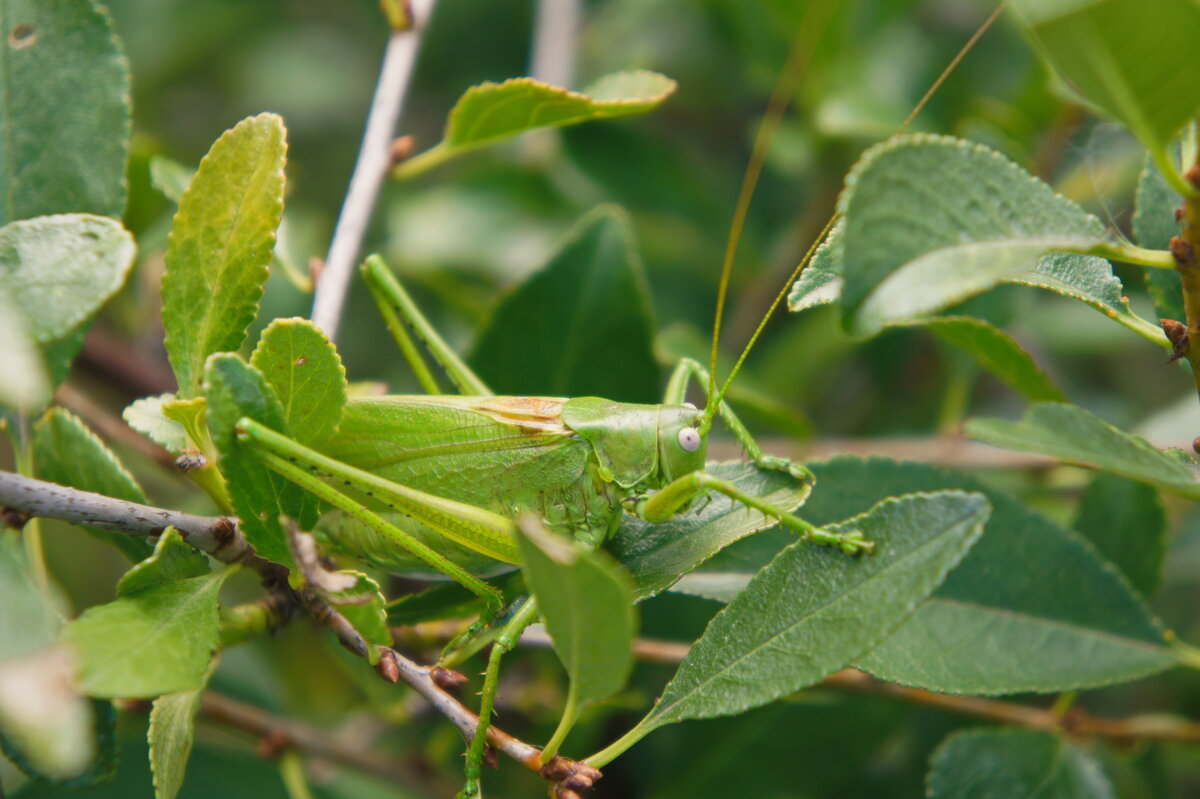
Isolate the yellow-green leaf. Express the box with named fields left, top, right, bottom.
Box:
left=162, top=114, right=287, bottom=397
left=395, top=71, right=675, bottom=178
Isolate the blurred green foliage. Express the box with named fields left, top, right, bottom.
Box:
left=13, top=0, right=1200, bottom=797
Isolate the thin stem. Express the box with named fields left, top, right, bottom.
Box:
left=198, top=692, right=426, bottom=790
left=1080, top=241, right=1176, bottom=269
left=703, top=0, right=841, bottom=432
left=540, top=689, right=578, bottom=763
left=311, top=0, right=437, bottom=341
left=576, top=639, right=1200, bottom=766
left=1151, top=140, right=1200, bottom=200
left=278, top=751, right=317, bottom=799
left=713, top=0, right=1009, bottom=418
left=529, top=0, right=579, bottom=89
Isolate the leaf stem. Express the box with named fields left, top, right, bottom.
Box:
left=1084, top=241, right=1177, bottom=270
left=310, top=0, right=437, bottom=341
left=1151, top=140, right=1199, bottom=200
left=196, top=692, right=426, bottom=789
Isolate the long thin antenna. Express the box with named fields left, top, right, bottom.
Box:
left=706, top=0, right=1009, bottom=422
left=702, top=0, right=842, bottom=432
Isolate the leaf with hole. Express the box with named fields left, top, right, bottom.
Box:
left=0, top=0, right=130, bottom=224
left=250, top=318, right=348, bottom=448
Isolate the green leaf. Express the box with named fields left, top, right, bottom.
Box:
left=162, top=113, right=287, bottom=397
left=123, top=395, right=189, bottom=453
left=1074, top=474, right=1166, bottom=599
left=772, top=457, right=1173, bottom=694
left=470, top=205, right=659, bottom=402
left=787, top=219, right=844, bottom=313
left=117, top=528, right=209, bottom=596
left=0, top=293, right=50, bottom=412
left=917, top=316, right=1065, bottom=402
left=33, top=407, right=155, bottom=562
left=250, top=318, right=348, bottom=447
left=627, top=491, right=987, bottom=739
left=204, top=353, right=313, bottom=568
left=149, top=155, right=195, bottom=205
left=148, top=659, right=216, bottom=799
left=517, top=518, right=636, bottom=734
left=1010, top=0, right=1200, bottom=158
left=0, top=0, right=130, bottom=224
left=608, top=461, right=812, bottom=599
left=65, top=534, right=233, bottom=698
left=397, top=71, right=676, bottom=177
left=1134, top=155, right=1185, bottom=323
left=324, top=571, right=390, bottom=649
left=968, top=402, right=1200, bottom=500
left=928, top=728, right=1115, bottom=799
left=788, top=228, right=1065, bottom=402
left=0, top=534, right=110, bottom=786
left=0, top=532, right=64, bottom=661
left=0, top=214, right=136, bottom=343
left=683, top=457, right=1176, bottom=694
left=832, top=135, right=1156, bottom=340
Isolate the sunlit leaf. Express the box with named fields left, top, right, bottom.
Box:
left=162, top=114, right=287, bottom=397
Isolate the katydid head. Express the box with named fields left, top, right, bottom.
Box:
left=658, top=403, right=707, bottom=482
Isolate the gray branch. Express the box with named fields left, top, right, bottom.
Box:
left=0, top=470, right=283, bottom=581
left=310, top=0, right=437, bottom=341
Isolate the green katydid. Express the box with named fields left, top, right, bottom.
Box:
left=229, top=8, right=875, bottom=795
left=234, top=254, right=871, bottom=793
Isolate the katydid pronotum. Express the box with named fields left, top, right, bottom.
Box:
left=235, top=255, right=872, bottom=794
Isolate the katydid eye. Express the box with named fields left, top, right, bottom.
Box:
left=678, top=427, right=701, bottom=452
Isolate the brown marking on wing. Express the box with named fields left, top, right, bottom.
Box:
left=474, top=397, right=568, bottom=433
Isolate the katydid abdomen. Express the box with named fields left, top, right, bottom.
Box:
left=316, top=395, right=657, bottom=570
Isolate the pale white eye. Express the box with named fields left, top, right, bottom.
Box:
left=678, top=427, right=701, bottom=452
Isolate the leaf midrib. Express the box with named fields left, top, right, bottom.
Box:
left=647, top=503, right=981, bottom=726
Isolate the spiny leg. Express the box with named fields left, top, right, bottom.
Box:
left=237, top=419, right=510, bottom=617
left=640, top=470, right=872, bottom=554
left=362, top=254, right=493, bottom=396
left=458, top=598, right=540, bottom=798
left=665, top=357, right=813, bottom=482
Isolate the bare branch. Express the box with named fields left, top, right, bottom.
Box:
left=530, top=0, right=579, bottom=89
left=525, top=631, right=1200, bottom=747
left=0, top=470, right=284, bottom=583
left=198, top=692, right=431, bottom=792
left=310, top=0, right=437, bottom=341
